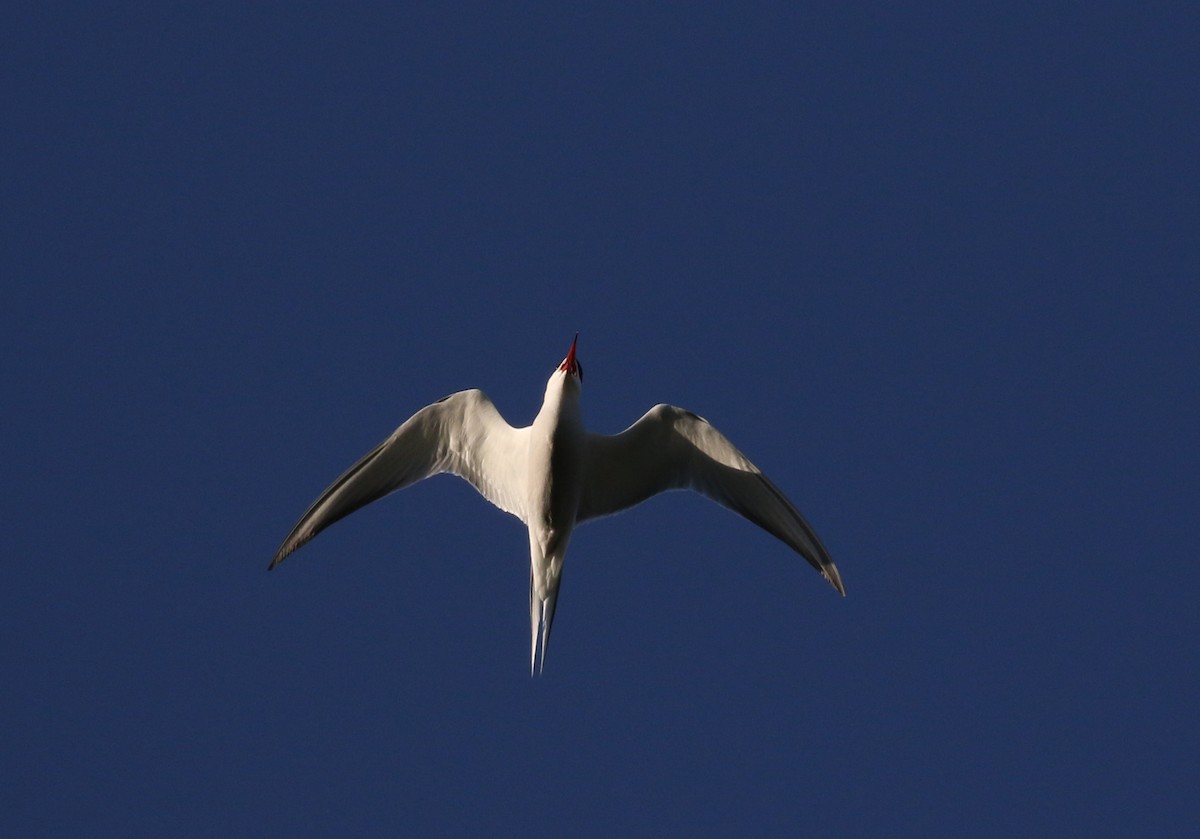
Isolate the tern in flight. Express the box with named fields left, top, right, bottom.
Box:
left=272, top=336, right=844, bottom=672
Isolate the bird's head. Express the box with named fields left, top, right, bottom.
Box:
left=557, top=334, right=583, bottom=385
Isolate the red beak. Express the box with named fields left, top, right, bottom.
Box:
left=559, top=334, right=582, bottom=380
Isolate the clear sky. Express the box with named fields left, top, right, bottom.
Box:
left=4, top=3, right=1197, bottom=837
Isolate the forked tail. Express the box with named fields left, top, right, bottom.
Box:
left=528, top=582, right=560, bottom=676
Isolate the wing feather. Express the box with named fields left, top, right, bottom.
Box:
left=578, top=404, right=844, bottom=594
left=271, top=389, right=528, bottom=568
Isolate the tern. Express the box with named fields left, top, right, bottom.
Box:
left=271, top=336, right=844, bottom=673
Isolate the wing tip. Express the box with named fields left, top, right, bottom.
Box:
left=268, top=539, right=301, bottom=571
left=824, top=564, right=846, bottom=597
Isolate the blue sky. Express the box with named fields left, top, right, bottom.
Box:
left=4, top=3, right=1197, bottom=836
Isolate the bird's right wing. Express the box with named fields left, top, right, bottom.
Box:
left=577, top=404, right=844, bottom=594
left=271, top=389, right=529, bottom=568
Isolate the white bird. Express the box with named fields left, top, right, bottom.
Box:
left=272, top=336, right=844, bottom=673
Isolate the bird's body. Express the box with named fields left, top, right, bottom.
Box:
left=524, top=361, right=585, bottom=668
left=272, top=337, right=843, bottom=672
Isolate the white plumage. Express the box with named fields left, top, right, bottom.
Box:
left=272, top=336, right=844, bottom=672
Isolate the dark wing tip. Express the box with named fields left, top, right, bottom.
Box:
left=268, top=533, right=308, bottom=571
left=824, top=564, right=846, bottom=596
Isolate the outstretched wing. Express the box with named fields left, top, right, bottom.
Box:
left=271, top=389, right=528, bottom=568
left=577, top=404, right=844, bottom=594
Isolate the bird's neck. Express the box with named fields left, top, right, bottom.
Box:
left=534, top=372, right=582, bottom=435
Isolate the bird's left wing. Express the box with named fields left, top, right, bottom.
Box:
left=271, top=389, right=528, bottom=568
left=577, top=404, right=844, bottom=594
